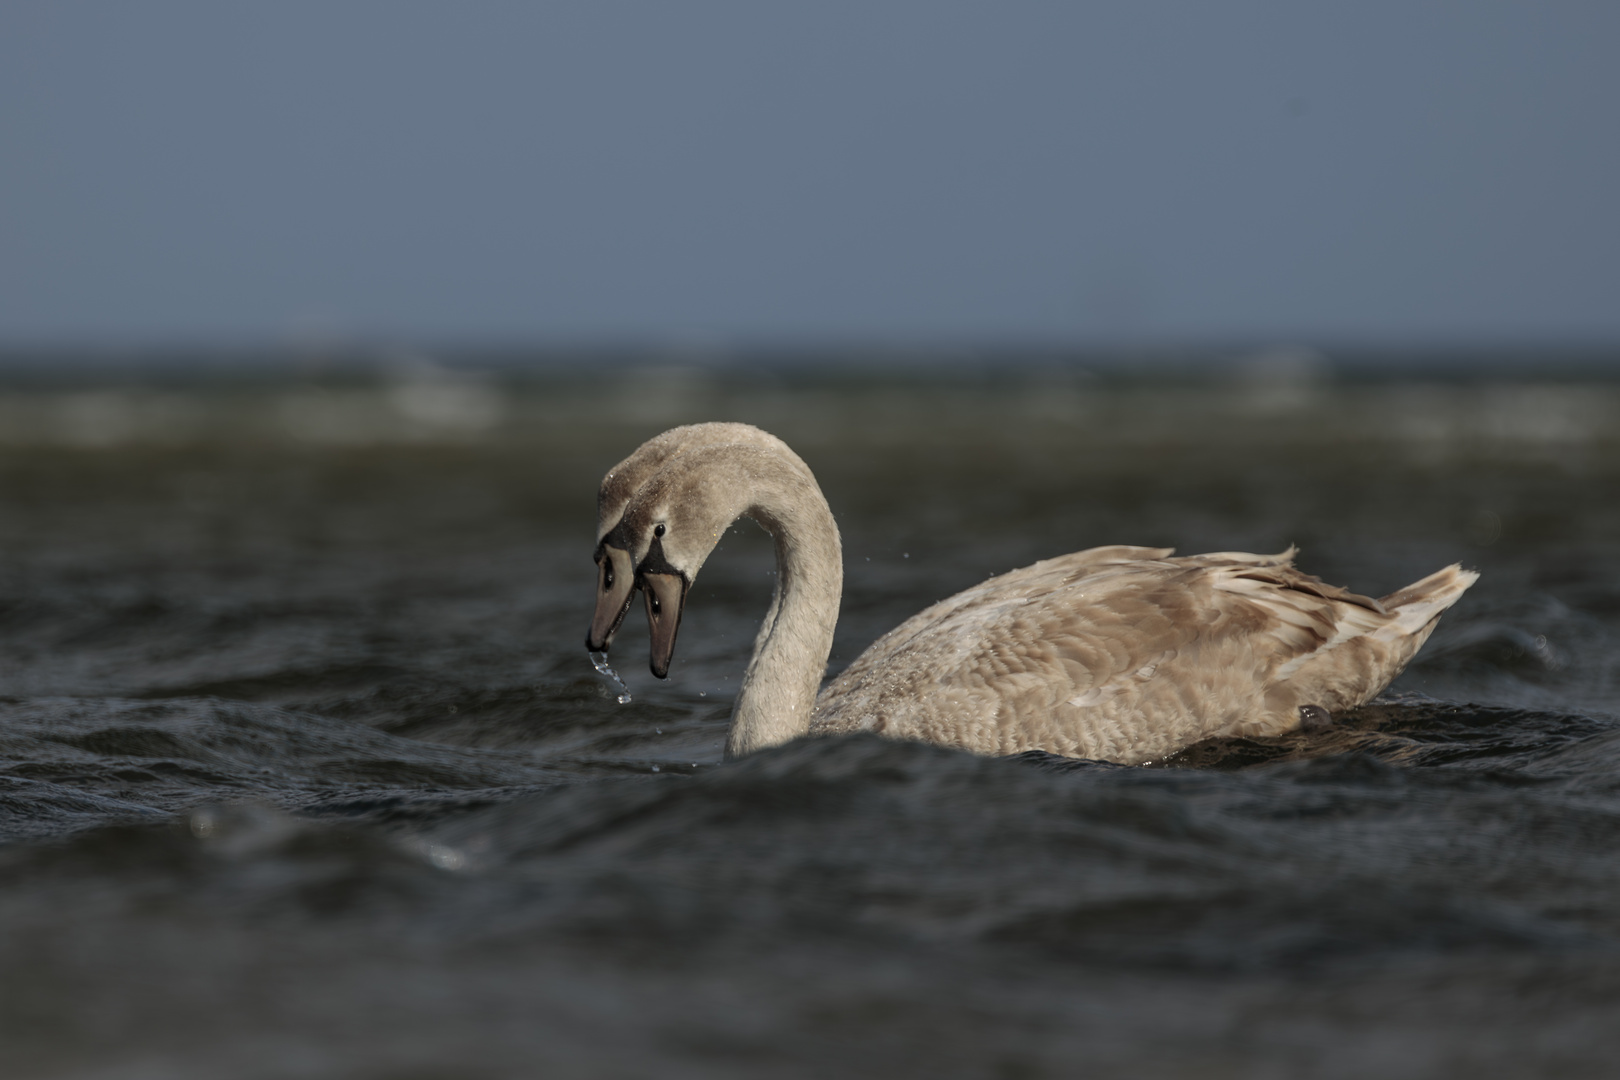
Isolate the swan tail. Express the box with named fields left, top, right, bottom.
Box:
left=1268, top=563, right=1478, bottom=720
left=1377, top=564, right=1480, bottom=639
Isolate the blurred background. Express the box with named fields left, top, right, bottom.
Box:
left=2, top=0, right=1616, bottom=711
left=3, top=0, right=1617, bottom=352
left=4, top=5, right=1620, bottom=1077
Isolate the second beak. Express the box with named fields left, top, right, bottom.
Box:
left=643, top=572, right=687, bottom=679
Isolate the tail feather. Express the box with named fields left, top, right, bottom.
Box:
left=1378, top=564, right=1480, bottom=637
left=1190, top=545, right=1299, bottom=568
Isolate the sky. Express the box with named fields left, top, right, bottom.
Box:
left=1, top=2, right=1617, bottom=349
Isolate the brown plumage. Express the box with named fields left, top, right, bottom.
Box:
left=811, top=545, right=1477, bottom=763
left=588, top=424, right=1478, bottom=763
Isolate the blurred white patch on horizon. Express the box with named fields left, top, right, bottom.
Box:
left=1231, top=346, right=1332, bottom=413
left=385, top=355, right=506, bottom=435
left=277, top=388, right=399, bottom=444
left=1478, top=383, right=1609, bottom=443
left=58, top=392, right=138, bottom=447
left=1019, top=364, right=1096, bottom=422
left=52, top=391, right=203, bottom=447
left=276, top=356, right=507, bottom=444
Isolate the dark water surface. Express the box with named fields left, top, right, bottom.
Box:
left=2, top=367, right=1619, bottom=1078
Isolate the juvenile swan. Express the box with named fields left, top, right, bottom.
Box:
left=587, top=424, right=1478, bottom=763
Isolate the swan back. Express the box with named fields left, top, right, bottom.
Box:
left=812, top=548, right=1477, bottom=763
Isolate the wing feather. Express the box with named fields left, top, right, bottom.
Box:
left=813, top=549, right=1468, bottom=762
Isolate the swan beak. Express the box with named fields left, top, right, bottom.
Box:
left=586, top=546, right=637, bottom=652
left=642, top=572, right=687, bottom=679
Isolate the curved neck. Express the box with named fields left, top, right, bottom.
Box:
left=724, top=471, right=843, bottom=758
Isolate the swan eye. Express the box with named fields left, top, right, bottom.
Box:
left=654, top=524, right=666, bottom=538
left=650, top=592, right=661, bottom=614
left=602, top=563, right=613, bottom=590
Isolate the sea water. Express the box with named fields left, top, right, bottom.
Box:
left=1, top=364, right=1619, bottom=1077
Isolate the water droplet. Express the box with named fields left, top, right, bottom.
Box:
left=589, top=650, right=632, bottom=705
left=423, top=843, right=466, bottom=871
left=189, top=807, right=218, bottom=838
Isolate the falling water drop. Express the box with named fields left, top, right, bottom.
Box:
left=589, top=650, right=632, bottom=704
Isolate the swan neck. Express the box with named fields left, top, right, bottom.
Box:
left=726, top=474, right=842, bottom=758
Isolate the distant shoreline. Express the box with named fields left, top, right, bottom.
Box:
left=0, top=341, right=1618, bottom=386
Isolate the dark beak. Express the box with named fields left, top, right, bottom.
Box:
left=586, top=546, right=636, bottom=652
left=642, top=572, right=687, bottom=679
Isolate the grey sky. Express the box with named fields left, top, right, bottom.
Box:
left=2, top=2, right=1616, bottom=347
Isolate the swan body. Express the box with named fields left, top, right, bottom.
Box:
left=812, top=545, right=1474, bottom=763
left=587, top=424, right=1478, bottom=764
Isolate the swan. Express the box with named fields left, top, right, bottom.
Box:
left=586, top=423, right=1478, bottom=763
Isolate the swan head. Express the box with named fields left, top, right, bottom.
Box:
left=588, top=423, right=805, bottom=655
left=594, top=441, right=801, bottom=677
left=589, top=427, right=810, bottom=663
left=608, top=478, right=726, bottom=679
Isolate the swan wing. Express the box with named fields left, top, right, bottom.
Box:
left=813, top=550, right=1466, bottom=763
